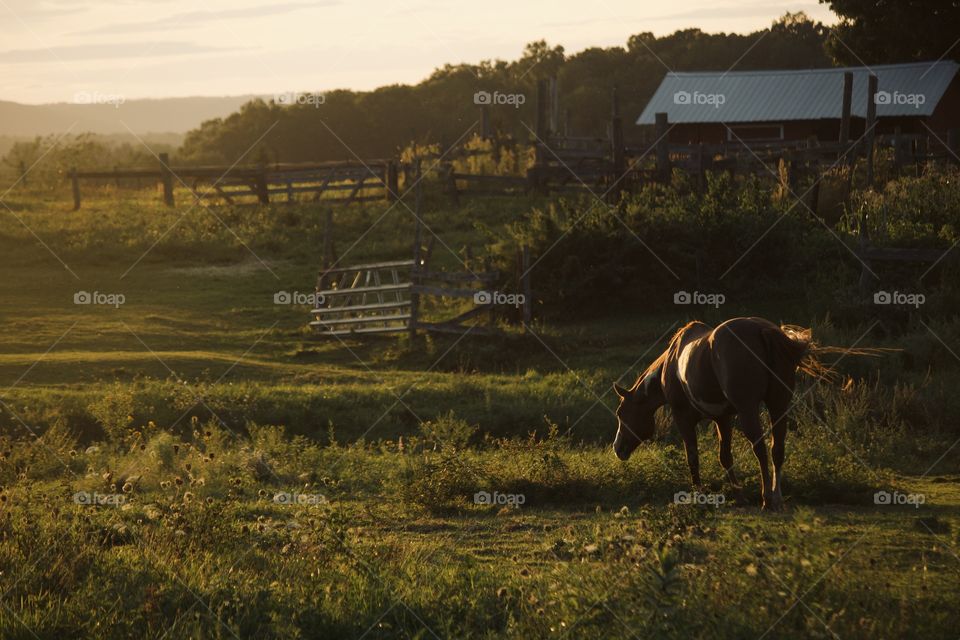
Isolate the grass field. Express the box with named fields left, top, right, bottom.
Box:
left=1, top=185, right=959, bottom=638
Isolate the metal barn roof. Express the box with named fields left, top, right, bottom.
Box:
left=636, top=61, right=959, bottom=125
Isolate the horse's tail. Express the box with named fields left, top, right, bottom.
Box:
left=762, top=324, right=829, bottom=381
left=777, top=324, right=891, bottom=383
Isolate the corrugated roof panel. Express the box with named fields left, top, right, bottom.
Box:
left=636, top=61, right=959, bottom=125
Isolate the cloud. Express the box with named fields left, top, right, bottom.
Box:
left=73, top=1, right=339, bottom=36
left=0, top=41, right=238, bottom=63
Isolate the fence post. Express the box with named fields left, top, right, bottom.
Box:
left=893, top=126, right=904, bottom=172
left=70, top=167, right=81, bottom=210
left=409, top=160, right=423, bottom=340
left=158, top=152, right=175, bottom=207
left=521, top=245, right=532, bottom=326
left=255, top=164, right=269, bottom=204
left=610, top=85, right=625, bottom=195
left=839, top=71, right=853, bottom=147
left=655, top=112, right=671, bottom=184
left=533, top=78, right=548, bottom=194
left=865, top=74, right=878, bottom=187
left=386, top=160, right=399, bottom=201
left=480, top=104, right=491, bottom=140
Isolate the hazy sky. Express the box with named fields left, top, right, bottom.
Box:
left=1, top=0, right=837, bottom=104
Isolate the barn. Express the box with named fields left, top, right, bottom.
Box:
left=636, top=61, right=960, bottom=145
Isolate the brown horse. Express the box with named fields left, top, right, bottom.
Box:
left=612, top=317, right=812, bottom=510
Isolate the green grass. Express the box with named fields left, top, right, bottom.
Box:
left=1, top=181, right=960, bottom=638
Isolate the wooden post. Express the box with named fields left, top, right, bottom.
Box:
left=158, top=152, right=174, bottom=207
left=480, top=104, right=491, bottom=140
left=893, top=126, right=904, bottom=172
left=255, top=164, right=269, bottom=204
left=386, top=160, right=399, bottom=201
left=521, top=245, right=532, bottom=326
left=865, top=74, right=878, bottom=187
left=409, top=160, right=423, bottom=340
left=695, top=143, right=706, bottom=192
left=70, top=167, right=80, bottom=210
left=839, top=72, right=853, bottom=146
left=610, top=85, right=625, bottom=191
left=317, top=209, right=334, bottom=291
left=533, top=79, right=549, bottom=194
left=655, top=112, right=671, bottom=184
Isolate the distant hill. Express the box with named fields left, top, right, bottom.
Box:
left=0, top=95, right=261, bottom=137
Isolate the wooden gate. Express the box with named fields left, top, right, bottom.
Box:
left=311, top=260, right=414, bottom=336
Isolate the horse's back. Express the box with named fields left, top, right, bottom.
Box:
left=709, top=317, right=803, bottom=406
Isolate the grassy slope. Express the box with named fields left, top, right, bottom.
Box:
left=0, top=186, right=958, bottom=638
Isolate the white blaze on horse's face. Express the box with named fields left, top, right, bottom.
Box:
left=612, top=379, right=657, bottom=460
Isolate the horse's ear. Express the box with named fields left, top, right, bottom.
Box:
left=613, top=383, right=629, bottom=399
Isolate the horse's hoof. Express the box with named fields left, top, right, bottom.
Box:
left=762, top=496, right=784, bottom=512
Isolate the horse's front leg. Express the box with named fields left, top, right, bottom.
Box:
left=676, top=415, right=701, bottom=488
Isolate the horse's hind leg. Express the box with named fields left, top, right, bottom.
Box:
left=715, top=416, right=740, bottom=490
left=767, top=393, right=793, bottom=509
left=738, top=406, right=776, bottom=510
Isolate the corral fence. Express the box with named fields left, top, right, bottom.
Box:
left=68, top=155, right=400, bottom=210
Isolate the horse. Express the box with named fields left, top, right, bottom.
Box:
left=612, top=317, right=815, bottom=511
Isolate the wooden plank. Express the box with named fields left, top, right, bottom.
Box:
left=312, top=300, right=411, bottom=315
left=320, top=260, right=414, bottom=275
left=410, top=284, right=478, bottom=299
left=312, top=324, right=410, bottom=336
left=413, top=321, right=500, bottom=336
left=311, top=313, right=412, bottom=327
left=413, top=269, right=499, bottom=283
left=858, top=247, right=951, bottom=262
left=317, top=282, right=411, bottom=297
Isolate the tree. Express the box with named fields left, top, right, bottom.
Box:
left=820, top=0, right=960, bottom=64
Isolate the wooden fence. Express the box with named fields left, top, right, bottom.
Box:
left=69, top=155, right=399, bottom=210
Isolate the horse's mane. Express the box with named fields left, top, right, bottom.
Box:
left=631, top=321, right=703, bottom=391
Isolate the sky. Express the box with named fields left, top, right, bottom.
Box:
left=0, top=0, right=837, bottom=105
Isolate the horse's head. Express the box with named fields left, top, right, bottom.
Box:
left=612, top=380, right=659, bottom=460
